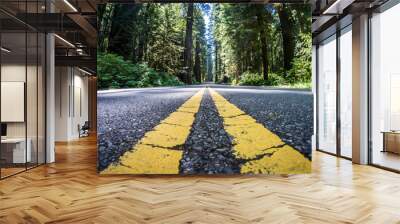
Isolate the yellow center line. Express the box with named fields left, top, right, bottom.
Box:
left=101, top=88, right=205, bottom=174
left=209, top=88, right=311, bottom=174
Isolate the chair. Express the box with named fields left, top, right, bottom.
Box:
left=78, top=121, right=90, bottom=138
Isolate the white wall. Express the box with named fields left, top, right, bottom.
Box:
left=55, top=66, right=70, bottom=141
left=1, top=64, right=43, bottom=137
left=55, top=67, right=89, bottom=141
left=1, top=63, right=46, bottom=164
left=1, top=64, right=26, bottom=138
left=72, top=72, right=89, bottom=138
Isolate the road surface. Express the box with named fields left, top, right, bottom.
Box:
left=97, top=84, right=313, bottom=174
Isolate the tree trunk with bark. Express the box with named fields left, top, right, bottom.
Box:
left=277, top=4, right=295, bottom=72
left=256, top=10, right=269, bottom=81
left=137, top=4, right=151, bottom=62
left=194, top=39, right=201, bottom=83
left=183, top=3, right=194, bottom=84
left=108, top=4, right=137, bottom=60
left=214, top=41, right=218, bottom=82
left=98, top=4, right=115, bottom=52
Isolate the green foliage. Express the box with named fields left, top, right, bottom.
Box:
left=98, top=53, right=183, bottom=89
left=212, top=4, right=311, bottom=86
left=287, top=33, right=312, bottom=83
left=97, top=53, right=137, bottom=89
left=237, top=72, right=284, bottom=86
left=264, top=73, right=286, bottom=86
left=287, top=57, right=311, bottom=83
left=137, top=70, right=183, bottom=88
left=238, top=72, right=265, bottom=86
left=234, top=71, right=310, bottom=88
left=231, top=78, right=239, bottom=86
left=98, top=3, right=312, bottom=87
left=279, top=82, right=312, bottom=89
left=99, top=3, right=208, bottom=85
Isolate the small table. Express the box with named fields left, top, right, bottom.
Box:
left=1, top=138, right=31, bottom=163
left=381, top=131, right=400, bottom=155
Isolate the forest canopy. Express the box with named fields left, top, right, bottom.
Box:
left=97, top=3, right=311, bottom=89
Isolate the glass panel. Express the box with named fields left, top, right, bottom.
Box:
left=0, top=0, right=46, bottom=178
left=26, top=0, right=39, bottom=169
left=371, top=4, right=400, bottom=171
left=340, top=26, right=352, bottom=158
left=0, top=7, right=2, bottom=179
left=38, top=32, right=45, bottom=165
left=1, top=31, right=28, bottom=177
left=318, top=35, right=337, bottom=154
left=27, top=31, right=38, bottom=169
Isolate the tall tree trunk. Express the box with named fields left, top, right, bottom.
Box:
left=131, top=36, right=137, bottom=63
left=256, top=10, right=269, bottom=81
left=137, top=32, right=145, bottom=62
left=183, top=3, right=194, bottom=84
left=207, top=51, right=213, bottom=82
left=236, top=52, right=241, bottom=82
left=194, top=39, right=201, bottom=83
left=219, top=55, right=223, bottom=78
left=278, top=4, right=295, bottom=72
left=271, top=44, right=274, bottom=72
left=108, top=4, right=136, bottom=60
left=214, top=41, right=218, bottom=82
left=98, top=4, right=115, bottom=52
left=137, top=4, right=151, bottom=62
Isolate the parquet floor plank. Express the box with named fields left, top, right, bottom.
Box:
left=0, top=136, right=400, bottom=223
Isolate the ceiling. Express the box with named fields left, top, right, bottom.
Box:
left=311, top=0, right=390, bottom=40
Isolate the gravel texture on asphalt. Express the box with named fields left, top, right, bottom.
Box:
left=216, top=88, right=313, bottom=159
left=98, top=85, right=313, bottom=173
left=97, top=88, right=199, bottom=171
left=180, top=89, right=241, bottom=174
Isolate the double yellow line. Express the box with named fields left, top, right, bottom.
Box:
left=102, top=89, right=204, bottom=174
left=209, top=89, right=311, bottom=174
left=102, top=87, right=310, bottom=175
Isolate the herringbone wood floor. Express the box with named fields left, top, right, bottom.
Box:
left=1, top=136, right=400, bottom=224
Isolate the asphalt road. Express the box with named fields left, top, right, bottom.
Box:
left=97, top=84, right=313, bottom=173
left=97, top=87, right=199, bottom=170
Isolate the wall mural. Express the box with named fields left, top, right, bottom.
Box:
left=97, top=3, right=313, bottom=175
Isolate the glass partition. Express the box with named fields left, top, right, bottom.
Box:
left=339, top=25, right=352, bottom=158
left=317, top=34, right=337, bottom=154
left=370, top=4, right=400, bottom=171
left=27, top=31, right=38, bottom=169
left=1, top=31, right=28, bottom=177
left=0, top=1, right=46, bottom=179
left=38, top=32, right=45, bottom=165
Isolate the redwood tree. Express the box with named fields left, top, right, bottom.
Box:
left=183, top=3, right=194, bottom=84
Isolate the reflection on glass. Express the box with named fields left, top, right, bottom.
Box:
left=371, top=4, right=400, bottom=171
left=390, top=75, right=400, bottom=130
left=0, top=0, right=47, bottom=179
left=27, top=31, right=38, bottom=169
left=1, top=32, right=27, bottom=177
left=318, top=35, right=337, bottom=154
left=340, top=26, right=352, bottom=158
left=38, top=32, right=46, bottom=165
